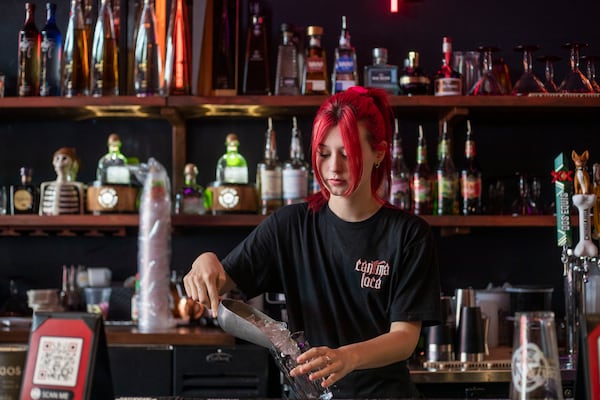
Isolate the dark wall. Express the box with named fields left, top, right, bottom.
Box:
left=2, top=0, right=600, bottom=317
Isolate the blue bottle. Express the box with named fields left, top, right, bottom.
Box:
left=40, top=3, right=62, bottom=96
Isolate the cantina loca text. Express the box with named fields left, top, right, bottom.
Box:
left=355, top=259, right=390, bottom=289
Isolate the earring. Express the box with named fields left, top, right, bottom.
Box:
left=375, top=162, right=381, bottom=169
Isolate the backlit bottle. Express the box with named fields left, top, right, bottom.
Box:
left=302, top=26, right=328, bottom=95
left=174, top=163, right=206, bottom=215
left=134, top=0, right=163, bottom=96
left=40, top=3, right=62, bottom=97
left=63, top=0, right=90, bottom=97
left=97, top=133, right=130, bottom=185
left=275, top=23, right=300, bottom=95
left=91, top=0, right=119, bottom=96
left=216, top=134, right=249, bottom=184
left=10, top=167, right=39, bottom=215
left=434, top=37, right=462, bottom=96
left=364, top=48, right=399, bottom=95
left=165, top=0, right=191, bottom=95
left=389, top=119, right=411, bottom=210
left=460, top=120, right=482, bottom=215
left=17, top=2, right=41, bottom=97
left=332, top=16, right=358, bottom=94
left=258, top=118, right=283, bottom=214
left=283, top=117, right=309, bottom=205
left=242, top=0, right=270, bottom=95
left=399, top=51, right=430, bottom=95
left=435, top=121, right=458, bottom=215
left=411, top=126, right=433, bottom=215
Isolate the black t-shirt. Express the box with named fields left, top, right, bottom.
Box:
left=223, top=202, right=441, bottom=398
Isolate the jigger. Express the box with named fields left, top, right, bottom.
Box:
left=457, top=306, right=486, bottom=362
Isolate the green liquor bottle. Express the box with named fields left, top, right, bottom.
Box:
left=216, top=134, right=249, bottom=184
left=435, top=121, right=458, bottom=215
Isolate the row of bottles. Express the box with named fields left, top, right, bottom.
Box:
left=390, top=120, right=483, bottom=215
left=17, top=0, right=189, bottom=97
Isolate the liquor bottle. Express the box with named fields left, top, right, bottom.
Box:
left=411, top=126, right=433, bottom=215
left=364, top=48, right=399, bottom=95
left=257, top=118, right=283, bottom=214
left=91, top=0, right=119, bottom=96
left=434, top=37, right=462, bottom=96
left=302, top=26, right=328, bottom=95
left=96, top=133, right=130, bottom=184
left=165, top=0, right=191, bottom=95
left=216, top=133, right=249, bottom=184
left=460, top=120, right=482, bottom=215
left=213, top=0, right=235, bottom=92
left=242, top=0, right=270, bottom=95
left=283, top=117, right=309, bottom=205
left=17, top=2, right=41, bottom=97
left=332, top=16, right=358, bottom=94
left=399, top=51, right=430, bottom=95
left=274, top=23, right=300, bottom=95
left=10, top=167, right=39, bottom=215
left=389, top=119, right=411, bottom=210
left=435, top=121, right=458, bottom=215
left=134, top=0, right=163, bottom=97
left=63, top=0, right=90, bottom=97
left=174, top=163, right=206, bottom=215
left=40, top=3, right=62, bottom=97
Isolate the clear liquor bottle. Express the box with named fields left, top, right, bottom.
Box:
left=134, top=0, right=163, bottom=97
left=435, top=121, right=458, bottom=215
left=460, top=120, right=482, bottom=215
left=364, top=48, right=399, bottom=95
left=242, top=0, right=270, bottom=95
left=91, top=0, right=119, bottom=97
left=302, top=26, right=328, bottom=95
left=96, top=133, right=130, bottom=184
left=17, top=2, right=41, bottom=97
left=411, top=126, right=433, bottom=215
left=434, top=36, right=462, bottom=96
left=165, top=0, right=191, bottom=95
left=63, top=0, right=90, bottom=97
left=10, top=167, right=39, bottom=215
left=274, top=23, right=300, bottom=95
left=257, top=118, right=283, bottom=214
left=389, top=119, right=411, bottom=210
left=216, top=133, right=249, bottom=184
left=40, top=3, right=62, bottom=97
left=174, top=163, right=206, bottom=215
left=332, top=16, right=358, bottom=94
left=399, top=51, right=430, bottom=95
left=283, top=117, right=309, bottom=205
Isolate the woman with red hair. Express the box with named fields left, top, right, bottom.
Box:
left=184, top=87, right=440, bottom=398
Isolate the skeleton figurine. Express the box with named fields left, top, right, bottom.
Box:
left=39, top=147, right=85, bottom=215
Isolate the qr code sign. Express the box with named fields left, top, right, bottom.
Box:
left=33, top=336, right=83, bottom=387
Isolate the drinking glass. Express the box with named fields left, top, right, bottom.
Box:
left=511, top=173, right=540, bottom=216
left=581, top=55, right=600, bottom=93
left=510, top=311, right=563, bottom=399
left=453, top=51, right=481, bottom=95
left=558, top=42, right=594, bottom=93
left=512, top=45, right=547, bottom=95
left=470, top=46, right=505, bottom=95
left=536, top=55, right=561, bottom=93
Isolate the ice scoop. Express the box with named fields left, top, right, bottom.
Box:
left=217, top=298, right=281, bottom=349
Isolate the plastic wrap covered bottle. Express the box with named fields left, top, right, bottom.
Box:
left=137, top=158, right=172, bottom=332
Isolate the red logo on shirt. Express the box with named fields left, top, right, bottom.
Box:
left=354, top=259, right=390, bottom=289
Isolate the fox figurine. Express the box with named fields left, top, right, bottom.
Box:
left=572, top=150, right=592, bottom=195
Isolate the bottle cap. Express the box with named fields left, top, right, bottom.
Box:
left=184, top=163, right=198, bottom=176
left=373, top=48, right=388, bottom=59
left=307, top=26, right=323, bottom=36
left=225, top=133, right=239, bottom=144
left=107, top=133, right=121, bottom=145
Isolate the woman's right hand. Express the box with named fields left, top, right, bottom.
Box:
left=183, top=252, right=234, bottom=317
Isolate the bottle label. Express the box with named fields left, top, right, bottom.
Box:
left=437, top=176, right=458, bottom=199
left=224, top=167, right=248, bottom=184
left=391, top=179, right=410, bottom=195
left=13, top=189, right=33, bottom=211
left=465, top=141, right=476, bottom=158
left=106, top=166, right=131, bottom=184
left=182, top=197, right=205, bottom=214
left=399, top=76, right=430, bottom=85
left=260, top=169, right=282, bottom=199
left=434, top=77, right=462, bottom=96
left=283, top=169, right=308, bottom=200
left=461, top=176, right=482, bottom=200
left=369, top=68, right=394, bottom=84
left=306, top=56, right=325, bottom=73
left=335, top=80, right=356, bottom=92
left=306, top=79, right=326, bottom=92
left=413, top=178, right=431, bottom=202
left=335, top=55, right=355, bottom=74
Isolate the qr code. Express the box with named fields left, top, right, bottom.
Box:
left=33, top=336, right=83, bottom=387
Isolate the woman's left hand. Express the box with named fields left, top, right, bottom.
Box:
left=289, top=346, right=354, bottom=388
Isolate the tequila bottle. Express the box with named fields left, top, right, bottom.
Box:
left=216, top=134, right=249, bottom=184
left=63, top=0, right=90, bottom=97
left=213, top=0, right=235, bottom=91
left=399, top=51, right=430, bottom=95
left=434, top=37, right=462, bottom=96
left=389, top=119, right=411, bottom=210
left=91, top=0, right=119, bottom=96
left=460, top=120, right=482, bottom=215
left=165, top=0, right=191, bottom=95
left=302, top=26, right=328, bottom=95
left=364, top=48, right=399, bottom=95
left=174, top=163, right=206, bottom=215
left=274, top=23, right=300, bottom=95
left=134, top=0, right=163, bottom=96
left=17, top=2, right=41, bottom=97
left=96, top=133, right=130, bottom=184
left=40, top=3, right=62, bottom=97
left=435, top=121, right=458, bottom=215
left=411, top=126, right=433, bottom=215
left=10, top=167, right=39, bottom=215
left=283, top=117, right=309, bottom=205
left=242, top=0, right=270, bottom=95
left=258, top=118, right=283, bottom=214
left=332, top=16, right=358, bottom=94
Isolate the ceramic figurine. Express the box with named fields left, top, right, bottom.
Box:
left=571, top=150, right=598, bottom=257
left=39, top=147, right=85, bottom=215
